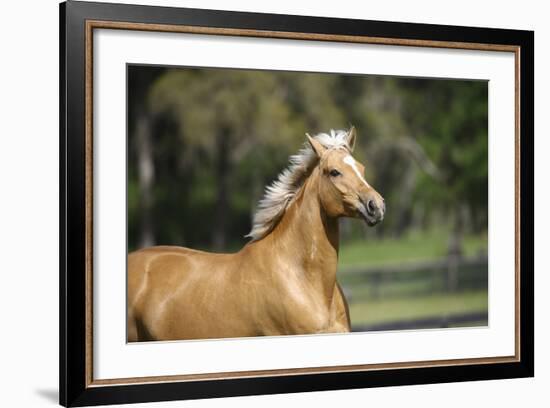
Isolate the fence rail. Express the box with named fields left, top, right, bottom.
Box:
left=340, top=254, right=488, bottom=301
left=339, top=254, right=488, bottom=278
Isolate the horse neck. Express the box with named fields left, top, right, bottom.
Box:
left=258, top=167, right=340, bottom=302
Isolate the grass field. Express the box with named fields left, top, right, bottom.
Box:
left=338, top=228, right=488, bottom=268
left=348, top=290, right=488, bottom=327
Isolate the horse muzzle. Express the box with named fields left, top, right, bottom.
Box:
left=358, top=192, right=385, bottom=226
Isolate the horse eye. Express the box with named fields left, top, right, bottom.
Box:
left=329, top=169, right=342, bottom=177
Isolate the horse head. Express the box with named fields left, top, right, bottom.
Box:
left=307, top=127, right=385, bottom=226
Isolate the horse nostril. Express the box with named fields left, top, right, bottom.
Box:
left=367, top=200, right=376, bottom=215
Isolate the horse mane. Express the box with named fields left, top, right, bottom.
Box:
left=246, top=129, right=352, bottom=241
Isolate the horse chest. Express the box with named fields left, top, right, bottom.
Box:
left=259, top=274, right=340, bottom=335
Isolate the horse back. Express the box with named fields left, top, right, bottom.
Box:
left=127, top=246, right=238, bottom=341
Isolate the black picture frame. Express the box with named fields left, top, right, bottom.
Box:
left=60, top=1, right=534, bottom=406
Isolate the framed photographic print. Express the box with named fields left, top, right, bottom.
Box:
left=60, top=0, right=534, bottom=406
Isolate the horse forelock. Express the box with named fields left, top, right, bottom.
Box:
left=246, top=129, right=351, bottom=241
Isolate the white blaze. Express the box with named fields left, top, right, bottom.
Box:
left=343, top=155, right=371, bottom=188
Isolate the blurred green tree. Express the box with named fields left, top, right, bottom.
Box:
left=404, top=80, right=488, bottom=241
left=149, top=69, right=299, bottom=249
left=127, top=66, right=487, bottom=256
left=127, top=66, right=165, bottom=248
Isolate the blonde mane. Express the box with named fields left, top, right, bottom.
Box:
left=246, top=129, right=352, bottom=241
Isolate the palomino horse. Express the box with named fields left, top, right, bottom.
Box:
left=127, top=127, right=385, bottom=341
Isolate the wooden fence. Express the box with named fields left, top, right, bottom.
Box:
left=340, top=254, right=488, bottom=331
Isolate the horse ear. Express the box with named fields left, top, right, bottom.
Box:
left=346, top=126, right=357, bottom=152
left=306, top=133, right=326, bottom=157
